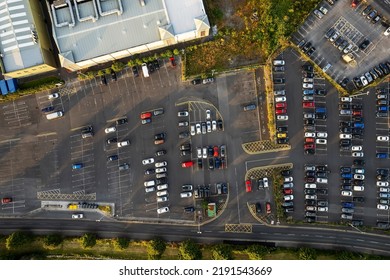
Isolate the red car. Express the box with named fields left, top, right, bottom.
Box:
left=351, top=0, right=359, bottom=8
left=245, top=180, right=252, bottom=192
left=169, top=56, right=176, bottom=67
left=305, top=137, right=315, bottom=143
left=213, top=146, right=219, bottom=157
left=353, top=110, right=362, bottom=116
left=302, top=101, right=315, bottom=108
left=275, top=109, right=287, bottom=115
left=1, top=197, right=12, bottom=204
left=283, top=188, right=293, bottom=195
left=140, top=112, right=152, bottom=119
left=275, top=102, right=287, bottom=109
left=181, top=161, right=193, bottom=168
left=266, top=202, right=271, bottom=214
left=304, top=144, right=315, bottom=150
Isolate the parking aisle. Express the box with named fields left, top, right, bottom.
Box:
left=375, top=86, right=390, bottom=159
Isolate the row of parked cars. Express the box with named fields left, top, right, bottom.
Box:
left=304, top=164, right=330, bottom=222
left=188, top=109, right=223, bottom=136
left=273, top=60, right=289, bottom=144
left=376, top=88, right=389, bottom=118
left=279, top=168, right=293, bottom=214
left=324, top=27, right=356, bottom=55
left=353, top=61, right=390, bottom=89
left=376, top=168, right=390, bottom=211
left=339, top=165, right=365, bottom=197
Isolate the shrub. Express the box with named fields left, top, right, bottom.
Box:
left=211, top=244, right=233, bottom=260
left=79, top=233, right=97, bottom=249
left=43, top=234, right=63, bottom=249
left=113, top=237, right=130, bottom=251
left=179, top=239, right=202, bottom=260
left=298, top=247, right=317, bottom=260
left=111, top=61, right=126, bottom=72
left=246, top=244, right=269, bottom=260
left=6, top=232, right=33, bottom=250
left=147, top=238, right=166, bottom=260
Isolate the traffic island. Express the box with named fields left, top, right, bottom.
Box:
left=242, top=140, right=290, bottom=154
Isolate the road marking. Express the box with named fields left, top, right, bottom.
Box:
left=0, top=138, right=20, bottom=143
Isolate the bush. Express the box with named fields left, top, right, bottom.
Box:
left=173, top=49, right=180, bottom=56
left=211, top=244, right=233, bottom=260
left=147, top=238, right=166, bottom=260
left=6, top=232, right=33, bottom=250
left=43, top=234, right=63, bottom=249
left=79, top=233, right=97, bottom=249
left=111, top=61, right=126, bottom=72
left=179, top=239, right=202, bottom=260
left=246, top=244, right=269, bottom=260
left=113, top=237, right=129, bottom=251
left=298, top=247, right=317, bottom=260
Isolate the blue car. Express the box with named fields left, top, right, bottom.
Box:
left=316, top=107, right=326, bottom=113
left=341, top=173, right=352, bottom=179
left=353, top=122, right=364, bottom=128
left=376, top=153, right=388, bottom=159
left=41, top=106, right=54, bottom=113
left=378, top=106, right=388, bottom=112
left=303, top=89, right=315, bottom=95
left=342, top=202, right=355, bottom=208
left=72, top=163, right=83, bottom=170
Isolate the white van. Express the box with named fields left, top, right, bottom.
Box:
left=144, top=180, right=155, bottom=187
left=46, top=111, right=63, bottom=120
left=141, top=63, right=149, bottom=78
left=273, top=60, right=285, bottom=66
left=353, top=186, right=364, bottom=191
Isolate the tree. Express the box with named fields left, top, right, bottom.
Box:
left=79, top=233, right=97, bottom=249
left=298, top=247, right=317, bottom=260
left=135, top=58, right=143, bottom=65
left=173, top=49, right=180, bottom=56
left=179, top=239, right=202, bottom=260
left=43, top=234, right=63, bottom=249
left=127, top=60, right=136, bottom=67
left=111, top=61, right=125, bottom=72
left=6, top=231, right=33, bottom=250
left=113, top=237, right=129, bottom=251
left=246, top=244, right=269, bottom=260
left=212, top=244, right=233, bottom=260
left=147, top=238, right=166, bottom=260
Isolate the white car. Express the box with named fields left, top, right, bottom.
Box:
left=303, top=78, right=314, bottom=83
left=157, top=184, right=168, bottom=190
left=284, top=177, right=293, bottom=183
left=206, top=109, right=211, bottom=120
left=178, top=111, right=189, bottom=117
left=322, top=63, right=332, bottom=73
left=202, top=147, right=207, bottom=159
left=275, top=96, right=286, bottom=102
left=305, top=194, right=317, bottom=200
left=360, top=76, right=368, bottom=86
left=117, top=140, right=130, bottom=147
left=305, top=165, right=315, bottom=171
left=343, top=44, right=353, bottom=54
left=319, top=6, right=328, bottom=15
left=156, top=190, right=168, bottom=197
left=206, top=121, right=212, bottom=133
left=263, top=177, right=269, bottom=188
left=385, top=27, right=390, bottom=36
left=377, top=136, right=389, bottom=142
left=352, top=152, right=364, bottom=157
left=351, top=146, right=362, bottom=151
left=197, top=148, right=202, bottom=158
left=340, top=97, right=352, bottom=102
left=306, top=206, right=316, bottom=211
left=157, top=196, right=168, bottom=202
left=284, top=195, right=294, bottom=201
left=72, top=213, right=83, bottom=219
left=156, top=167, right=167, bottom=173
left=212, top=121, right=217, bottom=131
left=196, top=123, right=201, bottom=134
left=316, top=178, right=328, bottom=184
left=190, top=125, right=196, bottom=136
left=157, top=206, right=170, bottom=214
left=305, top=132, right=316, bottom=138
left=317, top=132, right=328, bottom=138
left=304, top=113, right=315, bottom=119
left=354, top=168, right=364, bottom=174
left=313, top=9, right=324, bottom=19
left=105, top=127, right=116, bottom=134
left=353, top=186, right=364, bottom=191
left=48, top=92, right=59, bottom=99
left=316, top=139, right=327, bottom=144
left=379, top=187, right=389, bottom=193
left=142, top=158, right=154, bottom=165
left=145, top=186, right=155, bottom=193
left=155, top=161, right=167, bottom=168
left=340, top=134, right=352, bottom=139
left=303, top=96, right=314, bottom=101
left=377, top=181, right=389, bottom=187
left=144, top=180, right=155, bottom=187
left=377, top=204, right=389, bottom=210
left=180, top=191, right=192, bottom=198
left=302, top=83, right=314, bottom=89
left=341, top=190, right=353, bottom=197
left=305, top=183, right=316, bottom=189
left=317, top=207, right=328, bottom=212
left=277, top=115, right=288, bottom=121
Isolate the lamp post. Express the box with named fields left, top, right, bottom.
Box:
left=197, top=213, right=202, bottom=234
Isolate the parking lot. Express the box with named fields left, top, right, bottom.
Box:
left=292, top=0, right=390, bottom=90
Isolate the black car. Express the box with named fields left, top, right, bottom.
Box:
left=255, top=202, right=262, bottom=213
left=374, top=66, right=384, bottom=77
left=305, top=200, right=316, bottom=206
left=379, top=63, right=389, bottom=75
left=353, top=77, right=363, bottom=88
left=107, top=155, right=118, bottom=161
left=341, top=179, right=351, bottom=184
left=342, top=185, right=352, bottom=191
left=305, top=149, right=315, bottom=155
left=100, top=75, right=107, bottom=85
left=353, top=159, right=365, bottom=166
left=340, top=139, right=351, bottom=147
left=221, top=183, right=228, bottom=194
left=339, top=103, right=350, bottom=110
left=340, top=77, right=349, bottom=88
left=351, top=220, right=364, bottom=227
left=377, top=175, right=388, bottom=181
left=116, top=117, right=128, bottom=125
left=358, top=39, right=370, bottom=50
left=353, top=197, right=364, bottom=203
left=317, top=200, right=328, bottom=207
left=316, top=165, right=328, bottom=172
left=340, top=127, right=352, bottom=133
left=302, top=64, right=314, bottom=72
left=316, top=172, right=327, bottom=178
left=315, top=89, right=327, bottom=96
left=154, top=133, right=166, bottom=140
left=281, top=169, right=291, bottom=176
left=340, top=121, right=352, bottom=128
left=377, top=169, right=389, bottom=176
left=306, top=171, right=315, bottom=177
left=153, top=60, right=160, bottom=70
left=132, top=66, right=139, bottom=77
left=352, top=128, right=363, bottom=135
left=353, top=180, right=364, bottom=186
left=316, top=189, right=328, bottom=195
left=307, top=46, right=316, bottom=56
left=208, top=158, right=214, bottom=170
left=147, top=62, right=155, bottom=73
left=352, top=104, right=363, bottom=110
left=41, top=106, right=54, bottom=113
left=191, top=78, right=202, bottom=85
left=325, top=28, right=335, bottom=39
left=207, top=146, right=213, bottom=157
left=305, top=176, right=315, bottom=183
left=277, top=126, right=288, bottom=132
left=155, top=150, right=166, bottom=157
left=214, top=158, right=221, bottom=169
left=304, top=119, right=315, bottom=126
left=184, top=206, right=195, bottom=213
left=217, top=119, right=223, bottom=130
left=303, top=72, right=314, bottom=78
left=303, top=42, right=312, bottom=52
left=145, top=168, right=155, bottom=175
left=340, top=167, right=352, bottom=173
left=305, top=189, right=316, bottom=195
left=106, top=138, right=117, bottom=144
left=277, top=138, right=289, bottom=144
left=156, top=178, right=167, bottom=185
left=197, top=158, right=203, bottom=169
left=111, top=71, right=117, bottom=81
left=315, top=113, right=327, bottom=120
left=179, top=131, right=190, bottom=139
left=352, top=134, right=363, bottom=139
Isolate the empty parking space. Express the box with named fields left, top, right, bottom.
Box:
left=0, top=100, right=32, bottom=129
